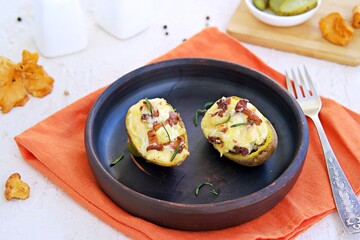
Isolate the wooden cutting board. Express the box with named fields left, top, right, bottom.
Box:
left=226, top=0, right=360, bottom=66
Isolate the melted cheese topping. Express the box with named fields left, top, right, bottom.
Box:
left=126, top=98, right=189, bottom=164
left=201, top=96, right=268, bottom=156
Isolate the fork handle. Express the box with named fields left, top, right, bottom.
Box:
left=311, top=114, right=360, bottom=234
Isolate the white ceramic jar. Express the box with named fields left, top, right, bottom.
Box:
left=94, top=0, right=152, bottom=39
left=32, top=0, right=88, bottom=58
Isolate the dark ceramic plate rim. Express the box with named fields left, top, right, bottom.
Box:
left=85, top=58, right=309, bottom=229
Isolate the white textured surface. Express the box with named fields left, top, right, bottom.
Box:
left=0, top=0, right=359, bottom=239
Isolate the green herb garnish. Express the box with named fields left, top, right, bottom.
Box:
left=145, top=98, right=153, bottom=115
left=193, top=102, right=216, bottom=127
left=214, top=114, right=231, bottom=126
left=194, top=109, right=207, bottom=126
left=162, top=123, right=171, bottom=142
left=110, top=153, right=124, bottom=167
left=210, top=189, right=218, bottom=195
left=194, top=110, right=200, bottom=126
left=203, top=101, right=214, bottom=109
left=127, top=142, right=140, bottom=157
left=230, top=122, right=253, bottom=128
left=170, top=145, right=181, bottom=162
left=195, top=182, right=218, bottom=196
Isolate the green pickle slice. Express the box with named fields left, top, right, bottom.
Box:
left=268, top=0, right=318, bottom=16
left=253, top=0, right=268, bottom=11
left=269, top=0, right=283, bottom=15
left=279, top=0, right=318, bottom=16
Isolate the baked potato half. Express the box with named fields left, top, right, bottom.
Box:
left=201, top=96, right=278, bottom=166
left=125, top=98, right=190, bottom=167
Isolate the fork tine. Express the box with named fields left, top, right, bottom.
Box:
left=285, top=71, right=295, bottom=97
left=291, top=69, right=303, bottom=99
left=303, top=66, right=319, bottom=98
left=297, top=67, right=311, bottom=98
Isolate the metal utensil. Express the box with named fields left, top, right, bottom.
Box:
left=285, top=66, right=360, bottom=234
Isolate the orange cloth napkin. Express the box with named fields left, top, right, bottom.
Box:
left=15, top=27, right=360, bottom=240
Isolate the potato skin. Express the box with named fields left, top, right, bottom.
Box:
left=126, top=114, right=189, bottom=167
left=125, top=98, right=190, bottom=167
left=223, top=120, right=278, bottom=166
left=201, top=96, right=278, bottom=167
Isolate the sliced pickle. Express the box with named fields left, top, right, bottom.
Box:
left=253, top=0, right=268, bottom=11
left=269, top=0, right=283, bottom=15
left=279, top=0, right=317, bottom=16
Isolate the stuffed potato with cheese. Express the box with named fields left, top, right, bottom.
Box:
left=126, top=98, right=190, bottom=167
left=201, top=96, right=277, bottom=166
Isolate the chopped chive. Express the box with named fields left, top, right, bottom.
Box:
left=145, top=98, right=153, bottom=115
left=170, top=145, right=181, bottom=162
left=195, top=182, right=213, bottom=196
left=230, top=122, right=253, bottom=128
left=127, top=142, right=140, bottom=157
left=194, top=110, right=199, bottom=126
left=193, top=109, right=208, bottom=126
left=110, top=153, right=124, bottom=167
left=210, top=189, right=218, bottom=195
left=193, top=101, right=215, bottom=127
left=214, top=114, right=231, bottom=126
left=162, top=123, right=171, bottom=142
left=203, top=101, right=214, bottom=109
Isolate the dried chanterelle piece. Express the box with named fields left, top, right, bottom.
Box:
left=0, top=50, right=55, bottom=113
left=15, top=50, right=54, bottom=98
left=0, top=57, right=29, bottom=113
left=353, top=5, right=360, bottom=28
left=4, top=173, right=30, bottom=201
left=319, top=12, right=354, bottom=46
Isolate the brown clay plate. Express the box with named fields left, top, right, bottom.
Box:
left=85, top=58, right=309, bottom=230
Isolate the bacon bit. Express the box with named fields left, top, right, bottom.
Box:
left=235, top=99, right=247, bottom=112
left=210, top=112, right=218, bottom=117
left=212, top=97, right=231, bottom=117
left=217, top=97, right=231, bottom=111
left=146, top=144, right=163, bottom=151
left=153, top=109, right=160, bottom=117
left=166, top=136, right=185, bottom=153
left=243, top=108, right=262, bottom=125
left=165, top=111, right=179, bottom=126
left=233, top=146, right=249, bottom=155
left=153, top=122, right=162, bottom=131
left=141, top=114, right=149, bottom=121
left=220, top=127, right=228, bottom=133
left=142, top=100, right=160, bottom=117
left=208, top=136, right=223, bottom=145
left=146, top=130, right=164, bottom=151
left=235, top=99, right=262, bottom=125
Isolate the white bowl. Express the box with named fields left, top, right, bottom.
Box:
left=244, top=0, right=321, bottom=27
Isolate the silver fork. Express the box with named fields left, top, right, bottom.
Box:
left=286, top=66, right=360, bottom=234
